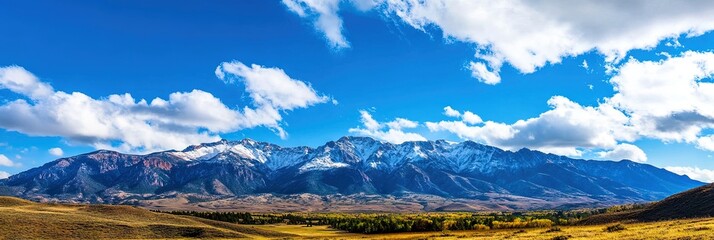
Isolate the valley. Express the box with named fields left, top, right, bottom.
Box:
left=3, top=195, right=714, bottom=239
left=137, top=193, right=614, bottom=213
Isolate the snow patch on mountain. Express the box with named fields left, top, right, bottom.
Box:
left=170, top=142, right=231, bottom=161
left=229, top=144, right=264, bottom=162
left=412, top=145, right=428, bottom=158
left=164, top=137, right=623, bottom=175
left=299, top=155, right=349, bottom=173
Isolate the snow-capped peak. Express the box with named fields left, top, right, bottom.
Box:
left=299, top=155, right=349, bottom=173
left=229, top=144, right=267, bottom=163
left=170, top=140, right=233, bottom=161
left=169, top=139, right=265, bottom=162
left=165, top=136, right=530, bottom=174
left=168, top=139, right=312, bottom=170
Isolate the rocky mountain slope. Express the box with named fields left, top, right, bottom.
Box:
left=0, top=137, right=703, bottom=209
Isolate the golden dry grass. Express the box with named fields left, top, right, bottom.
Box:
left=253, top=218, right=714, bottom=239
left=3, top=196, right=714, bottom=239
left=0, top=196, right=293, bottom=239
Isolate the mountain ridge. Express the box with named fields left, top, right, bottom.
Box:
left=0, top=136, right=704, bottom=210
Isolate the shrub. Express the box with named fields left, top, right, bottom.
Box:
left=604, top=223, right=626, bottom=232
left=552, top=235, right=571, bottom=240
left=442, top=220, right=457, bottom=230
left=545, top=226, right=561, bottom=233
left=492, top=220, right=527, bottom=229
left=493, top=218, right=554, bottom=229
left=473, top=224, right=490, bottom=231
left=527, top=219, right=554, bottom=228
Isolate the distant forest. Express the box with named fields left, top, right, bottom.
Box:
left=161, top=204, right=648, bottom=234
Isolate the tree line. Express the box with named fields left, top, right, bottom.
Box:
left=161, top=207, right=621, bottom=234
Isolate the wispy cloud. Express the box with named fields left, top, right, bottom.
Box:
left=283, top=0, right=350, bottom=49
left=0, top=154, right=16, bottom=167
left=349, top=110, right=426, bottom=144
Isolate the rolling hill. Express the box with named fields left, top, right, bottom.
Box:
left=583, top=183, right=714, bottom=224
left=0, top=196, right=293, bottom=239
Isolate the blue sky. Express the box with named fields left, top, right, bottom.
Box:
left=2, top=0, right=714, bottom=182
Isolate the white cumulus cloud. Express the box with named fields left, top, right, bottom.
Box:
left=216, top=61, right=330, bottom=110
left=427, top=51, right=714, bottom=158
left=441, top=106, right=482, bottom=125
left=215, top=61, right=332, bottom=138
left=608, top=51, right=714, bottom=149
left=285, top=0, right=714, bottom=84
left=665, top=166, right=714, bottom=183
left=596, top=143, right=647, bottom=162
left=0, top=63, right=330, bottom=153
left=48, top=147, right=64, bottom=157
left=349, top=110, right=426, bottom=144
left=443, top=106, right=460, bottom=118
left=427, top=97, right=637, bottom=157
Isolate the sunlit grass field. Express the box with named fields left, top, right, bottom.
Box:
left=2, top=196, right=714, bottom=239
left=252, top=218, right=714, bottom=239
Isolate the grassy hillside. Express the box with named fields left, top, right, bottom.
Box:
left=0, top=196, right=293, bottom=239
left=582, top=183, right=714, bottom=225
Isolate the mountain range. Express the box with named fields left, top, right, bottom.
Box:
left=0, top=136, right=704, bottom=211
